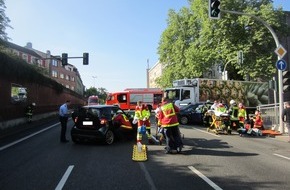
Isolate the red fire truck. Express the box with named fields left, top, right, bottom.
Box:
left=106, top=88, right=163, bottom=111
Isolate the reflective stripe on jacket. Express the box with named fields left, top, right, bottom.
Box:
left=159, top=102, right=179, bottom=127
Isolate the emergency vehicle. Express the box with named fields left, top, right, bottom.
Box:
left=88, top=95, right=99, bottom=105
left=106, top=88, right=163, bottom=111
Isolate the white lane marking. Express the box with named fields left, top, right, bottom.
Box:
left=0, top=123, right=59, bottom=151
left=273, top=153, right=290, bottom=161
left=55, top=165, right=74, bottom=190
left=188, top=166, right=223, bottom=190
left=139, top=162, right=157, bottom=190
left=193, top=127, right=221, bottom=137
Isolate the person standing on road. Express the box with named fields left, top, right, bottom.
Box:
left=282, top=101, right=290, bottom=143
left=59, top=100, right=71, bottom=143
left=134, top=101, right=154, bottom=145
left=159, top=97, right=183, bottom=154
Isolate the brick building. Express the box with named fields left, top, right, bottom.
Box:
left=5, top=42, right=85, bottom=96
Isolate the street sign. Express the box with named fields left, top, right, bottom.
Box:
left=276, top=59, right=287, bottom=71
left=275, top=45, right=287, bottom=58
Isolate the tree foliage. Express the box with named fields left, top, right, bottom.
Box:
left=0, top=0, right=11, bottom=42
left=85, top=87, right=108, bottom=104
left=157, top=0, right=290, bottom=88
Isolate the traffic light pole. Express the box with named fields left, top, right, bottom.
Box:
left=221, top=9, right=285, bottom=133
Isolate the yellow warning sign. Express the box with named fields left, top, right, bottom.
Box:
left=275, top=45, right=287, bottom=58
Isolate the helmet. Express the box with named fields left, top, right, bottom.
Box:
left=117, top=110, right=123, bottom=114
left=206, top=100, right=211, bottom=103
left=230, top=100, right=235, bottom=105
left=32, top=103, right=36, bottom=106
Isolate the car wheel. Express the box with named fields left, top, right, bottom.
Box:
left=180, top=116, right=188, bottom=125
left=104, top=130, right=114, bottom=145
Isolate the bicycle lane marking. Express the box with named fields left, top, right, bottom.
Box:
left=55, top=165, right=74, bottom=190
left=188, top=166, right=223, bottom=190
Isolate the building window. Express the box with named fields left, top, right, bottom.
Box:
left=71, top=76, right=75, bottom=81
left=66, top=85, right=69, bottom=88
left=52, top=59, right=58, bottom=67
left=52, top=70, right=58, bottom=78
left=60, top=73, right=64, bottom=79
left=66, top=75, right=69, bottom=80
left=71, top=86, right=75, bottom=90
left=22, top=54, right=28, bottom=62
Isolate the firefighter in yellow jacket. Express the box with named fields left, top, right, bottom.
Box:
left=134, top=101, right=154, bottom=144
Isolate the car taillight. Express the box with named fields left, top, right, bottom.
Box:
left=74, top=116, right=78, bottom=123
left=100, top=119, right=107, bottom=124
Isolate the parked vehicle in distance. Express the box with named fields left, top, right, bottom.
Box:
left=178, top=103, right=204, bottom=125
left=87, top=95, right=99, bottom=105
left=71, top=105, right=136, bottom=145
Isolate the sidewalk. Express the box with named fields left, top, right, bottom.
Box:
left=271, top=134, right=290, bottom=143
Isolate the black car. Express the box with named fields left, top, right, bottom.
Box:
left=178, top=103, right=204, bottom=125
left=71, top=105, right=136, bottom=145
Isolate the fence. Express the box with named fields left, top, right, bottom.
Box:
left=257, top=103, right=288, bottom=133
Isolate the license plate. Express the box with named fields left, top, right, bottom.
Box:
left=83, top=121, right=93, bottom=125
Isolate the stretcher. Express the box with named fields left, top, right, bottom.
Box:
left=206, top=110, right=231, bottom=135
left=132, top=144, right=147, bottom=162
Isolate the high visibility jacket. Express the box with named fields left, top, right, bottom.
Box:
left=238, top=108, right=247, bottom=121
left=254, top=115, right=263, bottom=126
left=230, top=105, right=239, bottom=120
left=113, top=114, right=132, bottom=130
left=217, top=106, right=226, bottom=113
left=159, top=102, right=179, bottom=127
left=135, top=105, right=151, bottom=127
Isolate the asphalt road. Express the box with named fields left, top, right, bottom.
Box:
left=0, top=118, right=290, bottom=190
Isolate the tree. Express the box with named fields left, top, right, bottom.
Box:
left=0, top=0, right=11, bottom=43
left=157, top=0, right=290, bottom=88
left=84, top=87, right=108, bottom=104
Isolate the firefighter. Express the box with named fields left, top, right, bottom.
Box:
left=134, top=101, right=154, bottom=145
left=113, top=110, right=133, bottom=141
left=202, top=100, right=213, bottom=127
left=228, top=100, right=239, bottom=130
left=159, top=97, right=183, bottom=154
left=25, top=102, right=36, bottom=123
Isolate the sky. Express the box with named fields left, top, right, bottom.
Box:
left=5, top=0, right=290, bottom=92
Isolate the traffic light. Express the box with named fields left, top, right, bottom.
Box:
left=209, top=0, right=221, bottom=19
left=61, top=53, right=68, bottom=66
left=83, top=53, right=89, bottom=65
left=283, top=70, right=290, bottom=92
